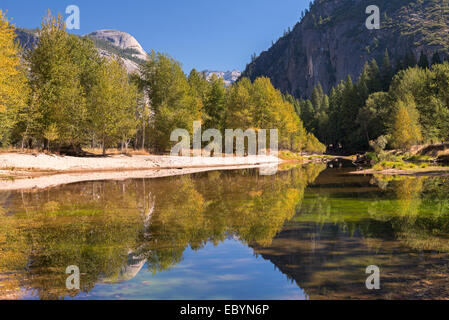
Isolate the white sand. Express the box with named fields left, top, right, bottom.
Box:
left=0, top=153, right=281, bottom=191
left=0, top=153, right=279, bottom=171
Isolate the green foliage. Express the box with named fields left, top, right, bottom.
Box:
left=369, top=135, right=389, bottom=154
left=204, top=74, right=226, bottom=130
left=139, top=51, right=203, bottom=151
left=279, top=150, right=303, bottom=161
left=89, top=58, right=138, bottom=154
left=365, top=152, right=379, bottom=163
left=139, top=55, right=324, bottom=153
left=0, top=10, right=29, bottom=146
left=225, top=77, right=323, bottom=152
left=2, top=11, right=323, bottom=155
left=25, top=12, right=96, bottom=148
left=299, top=55, right=449, bottom=152
left=10, top=11, right=141, bottom=153
left=390, top=97, right=422, bottom=149
left=372, top=161, right=417, bottom=171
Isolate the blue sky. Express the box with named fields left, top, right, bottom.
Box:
left=3, top=0, right=309, bottom=72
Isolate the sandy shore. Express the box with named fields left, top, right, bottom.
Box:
left=0, top=153, right=281, bottom=191
left=0, top=153, right=280, bottom=171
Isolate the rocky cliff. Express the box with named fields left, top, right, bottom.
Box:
left=88, top=30, right=148, bottom=61
left=15, top=28, right=148, bottom=74
left=242, top=0, right=449, bottom=98
left=87, top=30, right=148, bottom=73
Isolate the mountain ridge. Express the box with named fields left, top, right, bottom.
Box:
left=242, top=0, right=449, bottom=98
left=14, top=28, right=147, bottom=73
left=201, top=69, right=241, bottom=86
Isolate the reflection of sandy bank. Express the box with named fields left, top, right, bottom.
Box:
left=0, top=153, right=280, bottom=191
left=0, top=165, right=277, bottom=191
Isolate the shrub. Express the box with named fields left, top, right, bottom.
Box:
left=365, top=152, right=379, bottom=163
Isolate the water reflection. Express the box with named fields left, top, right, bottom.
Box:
left=1, top=165, right=449, bottom=299
left=253, top=172, right=449, bottom=299
left=0, top=164, right=325, bottom=299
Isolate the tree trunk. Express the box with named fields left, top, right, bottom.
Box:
left=142, top=103, right=146, bottom=150
left=365, top=127, right=370, bottom=146
left=142, top=121, right=145, bottom=150
left=102, top=138, right=106, bottom=156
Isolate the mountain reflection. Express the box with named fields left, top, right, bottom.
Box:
left=0, top=164, right=325, bottom=299
left=251, top=173, right=449, bottom=299
left=1, top=166, right=449, bottom=299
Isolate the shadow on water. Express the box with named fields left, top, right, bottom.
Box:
left=0, top=164, right=449, bottom=299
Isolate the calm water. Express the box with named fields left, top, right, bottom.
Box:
left=0, top=163, right=449, bottom=300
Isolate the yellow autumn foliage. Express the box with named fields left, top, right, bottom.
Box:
left=0, top=10, right=28, bottom=145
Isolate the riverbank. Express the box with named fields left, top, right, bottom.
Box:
left=0, top=152, right=278, bottom=172
left=0, top=152, right=287, bottom=191
left=350, top=166, right=449, bottom=177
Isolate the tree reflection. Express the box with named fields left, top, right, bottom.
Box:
left=250, top=173, right=449, bottom=299
left=0, top=164, right=325, bottom=299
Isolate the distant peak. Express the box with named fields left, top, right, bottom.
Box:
left=201, top=70, right=241, bottom=86
left=88, top=29, right=147, bottom=60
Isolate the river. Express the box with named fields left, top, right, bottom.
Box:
left=0, top=162, right=448, bottom=299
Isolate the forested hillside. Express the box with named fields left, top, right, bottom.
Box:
left=297, top=57, right=449, bottom=151
left=243, top=0, right=449, bottom=151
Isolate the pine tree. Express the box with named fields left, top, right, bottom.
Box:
left=300, top=100, right=315, bottom=132
left=431, top=51, right=442, bottom=65
left=381, top=49, right=393, bottom=91
left=367, top=59, right=382, bottom=93
left=418, top=51, right=429, bottom=69
left=404, top=51, right=417, bottom=69
left=395, top=57, right=405, bottom=73
left=339, top=75, right=361, bottom=148
left=357, top=63, right=370, bottom=103
left=311, top=83, right=324, bottom=112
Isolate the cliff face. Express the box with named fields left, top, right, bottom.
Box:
left=15, top=28, right=149, bottom=74
left=242, top=0, right=449, bottom=98
left=88, top=30, right=148, bottom=61
left=88, top=30, right=149, bottom=74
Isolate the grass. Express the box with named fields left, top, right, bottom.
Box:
left=0, top=147, right=43, bottom=154
left=403, top=154, right=435, bottom=162
left=371, top=160, right=449, bottom=173
left=372, top=161, right=418, bottom=171
left=279, top=150, right=303, bottom=161
left=82, top=148, right=150, bottom=156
